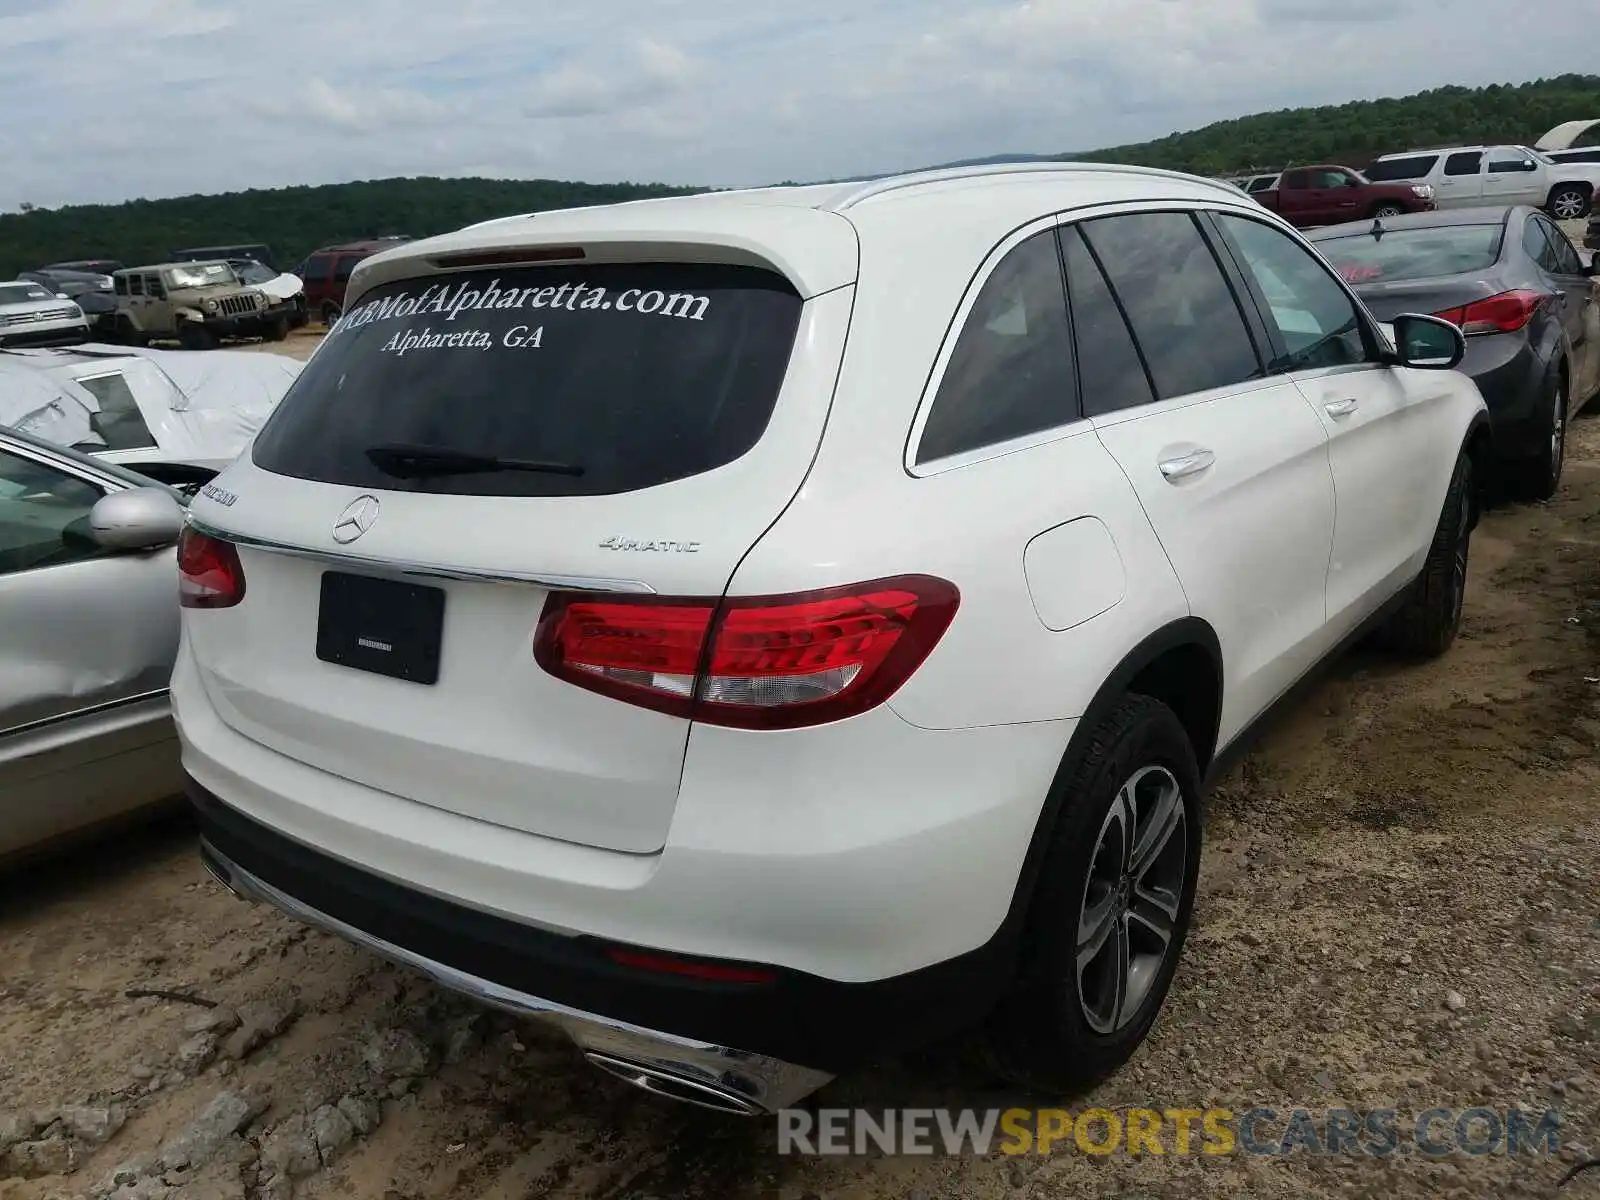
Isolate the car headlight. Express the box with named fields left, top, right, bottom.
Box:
left=1413, top=185, right=1434, bottom=199
left=203, top=298, right=219, bottom=313
left=254, top=292, right=267, bottom=308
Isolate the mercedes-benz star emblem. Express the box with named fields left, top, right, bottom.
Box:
left=332, top=495, right=380, bottom=544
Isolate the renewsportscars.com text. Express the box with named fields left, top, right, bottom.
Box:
left=331, top=277, right=712, bottom=338
left=777, top=1105, right=1565, bottom=1158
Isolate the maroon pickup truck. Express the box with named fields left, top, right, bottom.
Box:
left=1252, top=165, right=1435, bottom=229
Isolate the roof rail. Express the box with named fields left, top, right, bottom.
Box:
left=830, top=159, right=1231, bottom=209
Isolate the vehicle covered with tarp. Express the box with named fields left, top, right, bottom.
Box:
left=0, top=343, right=301, bottom=492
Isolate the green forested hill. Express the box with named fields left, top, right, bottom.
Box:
left=1065, top=73, right=1600, bottom=176
left=4, top=74, right=1598, bottom=277
left=0, top=177, right=700, bottom=277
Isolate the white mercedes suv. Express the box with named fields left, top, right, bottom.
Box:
left=173, top=162, right=1490, bottom=1115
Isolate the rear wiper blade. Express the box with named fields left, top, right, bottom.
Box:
left=364, top=442, right=584, bottom=479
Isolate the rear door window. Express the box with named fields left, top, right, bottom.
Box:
left=1078, top=211, right=1262, bottom=400
left=333, top=255, right=362, bottom=283
left=1444, top=151, right=1483, bottom=176
left=1060, top=227, right=1156, bottom=417
left=251, top=263, right=804, bottom=497
left=1536, top=218, right=1584, bottom=275
left=302, top=254, right=333, bottom=283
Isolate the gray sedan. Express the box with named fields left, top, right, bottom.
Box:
left=0, top=425, right=190, bottom=864
left=1307, top=205, right=1600, bottom=501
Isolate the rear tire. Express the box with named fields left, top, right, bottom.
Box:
left=1548, top=184, right=1591, bottom=222
left=981, top=694, right=1201, bottom=1092
left=1377, top=449, right=1474, bottom=658
left=1511, top=372, right=1566, bottom=502
left=321, top=301, right=342, bottom=326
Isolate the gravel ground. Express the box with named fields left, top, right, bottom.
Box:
left=4, top=265, right=1600, bottom=1200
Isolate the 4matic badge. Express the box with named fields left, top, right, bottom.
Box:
left=598, top=536, right=701, bottom=553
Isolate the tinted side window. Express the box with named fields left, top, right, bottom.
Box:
left=917, top=229, right=1077, bottom=464
left=333, top=255, right=362, bottom=282
left=1079, top=212, right=1261, bottom=400
left=1539, top=219, right=1584, bottom=275
left=1522, top=218, right=1560, bottom=273
left=1060, top=228, right=1155, bottom=417
left=128, top=275, right=143, bottom=296
left=1365, top=155, right=1440, bottom=181
left=1444, top=151, right=1483, bottom=176
left=302, top=254, right=333, bottom=282
left=1216, top=214, right=1368, bottom=371
left=112, top=275, right=128, bottom=296
left=1281, top=171, right=1309, bottom=190
left=1486, top=149, right=1534, bottom=172
left=0, top=449, right=105, bottom=576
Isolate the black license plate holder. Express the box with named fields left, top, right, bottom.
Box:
left=315, top=571, right=445, bottom=685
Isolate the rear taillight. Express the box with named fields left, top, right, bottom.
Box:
left=533, top=575, right=959, bottom=730
left=177, top=526, right=246, bottom=609
left=1433, top=289, right=1544, bottom=336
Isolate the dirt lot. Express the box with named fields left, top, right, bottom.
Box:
left=4, top=307, right=1600, bottom=1200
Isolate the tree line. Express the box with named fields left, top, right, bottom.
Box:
left=4, top=74, right=1598, bottom=278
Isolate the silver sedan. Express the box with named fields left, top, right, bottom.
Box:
left=0, top=425, right=189, bottom=864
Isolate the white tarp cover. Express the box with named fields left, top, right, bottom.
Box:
left=0, top=343, right=301, bottom=461
left=1537, top=119, right=1600, bottom=151
left=258, top=271, right=303, bottom=301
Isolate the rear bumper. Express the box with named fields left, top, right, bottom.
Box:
left=1459, top=332, right=1551, bottom=458
left=172, top=642, right=1071, bottom=1075
left=197, top=828, right=827, bottom=1112
left=189, top=775, right=1006, bottom=1084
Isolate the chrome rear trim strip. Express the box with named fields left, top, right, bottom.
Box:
left=185, top=516, right=656, bottom=594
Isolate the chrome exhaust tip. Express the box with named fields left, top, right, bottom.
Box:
left=198, top=842, right=245, bottom=900
left=583, top=1051, right=767, bottom=1116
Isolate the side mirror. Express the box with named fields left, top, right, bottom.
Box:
left=1390, top=313, right=1465, bottom=371
left=88, top=486, right=185, bottom=551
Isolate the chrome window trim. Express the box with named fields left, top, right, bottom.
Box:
left=0, top=433, right=125, bottom=495
left=908, top=197, right=1285, bottom=475
left=185, top=515, right=657, bottom=595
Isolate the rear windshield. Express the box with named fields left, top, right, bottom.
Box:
left=1364, top=155, right=1440, bottom=182
left=250, top=263, right=803, bottom=496
left=1313, top=224, right=1504, bottom=284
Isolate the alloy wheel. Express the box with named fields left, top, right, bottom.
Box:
left=1552, top=381, right=1567, bottom=492
left=1552, top=190, right=1586, bottom=221
left=1374, top=204, right=1403, bottom=218
left=1076, top=765, right=1188, bottom=1034
left=1450, top=467, right=1471, bottom=627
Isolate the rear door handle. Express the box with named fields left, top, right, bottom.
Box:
left=1324, top=397, right=1359, bottom=418
left=1158, top=449, right=1215, bottom=480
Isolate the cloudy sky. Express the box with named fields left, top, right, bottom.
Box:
left=0, top=0, right=1590, bottom=211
